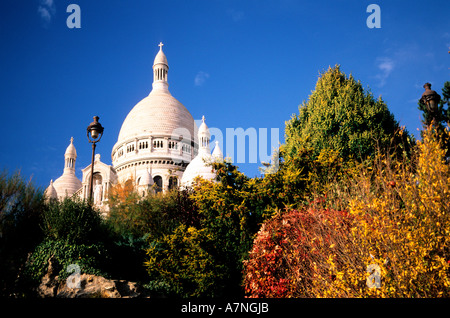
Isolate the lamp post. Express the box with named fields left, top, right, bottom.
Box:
left=86, top=116, right=104, bottom=203
left=420, top=83, right=441, bottom=126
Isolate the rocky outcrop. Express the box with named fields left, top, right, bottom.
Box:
left=37, top=257, right=150, bottom=298
left=55, top=274, right=145, bottom=298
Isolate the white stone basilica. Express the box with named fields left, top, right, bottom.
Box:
left=45, top=43, right=223, bottom=210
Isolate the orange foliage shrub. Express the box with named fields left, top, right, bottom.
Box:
left=243, top=207, right=351, bottom=297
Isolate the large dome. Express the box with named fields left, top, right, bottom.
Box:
left=115, top=42, right=195, bottom=146
left=111, top=43, right=197, bottom=191
left=117, top=91, right=195, bottom=142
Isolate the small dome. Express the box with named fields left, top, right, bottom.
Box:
left=49, top=137, right=82, bottom=199
left=139, top=168, right=154, bottom=186
left=53, top=173, right=82, bottom=198
left=198, top=116, right=210, bottom=137
left=45, top=180, right=57, bottom=200
left=197, top=115, right=211, bottom=154
left=154, top=42, right=168, bottom=66
left=65, top=137, right=77, bottom=158
left=180, top=153, right=215, bottom=188
left=180, top=116, right=217, bottom=188
left=212, top=141, right=223, bottom=160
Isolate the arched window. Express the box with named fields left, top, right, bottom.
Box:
left=168, top=176, right=178, bottom=190
left=153, top=176, right=163, bottom=193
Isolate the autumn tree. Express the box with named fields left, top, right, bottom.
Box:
left=320, top=125, right=450, bottom=297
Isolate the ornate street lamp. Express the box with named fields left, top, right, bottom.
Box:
left=420, top=83, right=441, bottom=125
left=86, top=116, right=104, bottom=203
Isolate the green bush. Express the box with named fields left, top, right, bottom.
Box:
left=23, top=239, right=108, bottom=288
left=107, top=188, right=199, bottom=240
left=15, top=197, right=114, bottom=295
left=145, top=224, right=226, bottom=297
left=104, top=233, right=149, bottom=283
left=106, top=189, right=200, bottom=285
left=0, top=170, right=45, bottom=297
left=42, top=197, right=106, bottom=245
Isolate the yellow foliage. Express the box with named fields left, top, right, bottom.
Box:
left=314, top=125, right=450, bottom=297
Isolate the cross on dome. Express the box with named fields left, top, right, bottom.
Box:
left=152, top=42, right=169, bottom=90
left=65, top=136, right=77, bottom=158
left=202, top=115, right=205, bottom=123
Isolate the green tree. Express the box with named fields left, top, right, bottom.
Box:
left=284, top=65, right=411, bottom=163
left=443, top=81, right=450, bottom=119
left=258, top=146, right=317, bottom=210
left=282, top=65, right=412, bottom=197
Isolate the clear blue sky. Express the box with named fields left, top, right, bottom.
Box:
left=0, top=0, right=449, bottom=189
